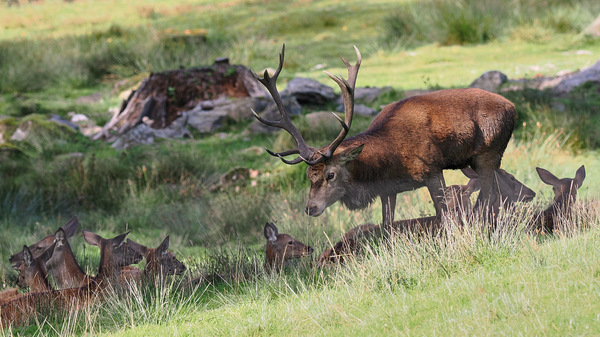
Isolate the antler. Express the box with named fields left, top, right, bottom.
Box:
left=252, top=44, right=361, bottom=165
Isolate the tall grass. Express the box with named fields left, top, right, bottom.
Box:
left=381, top=0, right=599, bottom=49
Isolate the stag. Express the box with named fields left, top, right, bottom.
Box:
left=253, top=45, right=516, bottom=229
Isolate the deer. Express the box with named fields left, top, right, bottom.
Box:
left=0, top=230, right=143, bottom=329
left=124, top=236, right=186, bottom=283
left=316, top=167, right=535, bottom=266
left=252, top=45, right=516, bottom=232
left=0, top=246, right=53, bottom=305
left=9, top=215, right=79, bottom=270
left=535, top=165, right=586, bottom=234
left=264, top=222, right=314, bottom=272
left=44, top=227, right=93, bottom=289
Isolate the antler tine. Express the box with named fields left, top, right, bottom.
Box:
left=320, top=46, right=362, bottom=159
left=251, top=44, right=317, bottom=164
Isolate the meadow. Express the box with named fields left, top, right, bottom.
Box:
left=1, top=0, right=600, bottom=335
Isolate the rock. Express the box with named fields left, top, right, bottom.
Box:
left=111, top=124, right=155, bottom=150
left=187, top=104, right=230, bottom=134
left=246, top=95, right=301, bottom=134
left=305, top=111, right=344, bottom=131
left=553, top=60, right=600, bottom=95
left=153, top=113, right=191, bottom=139
left=226, top=97, right=270, bottom=122
left=70, top=114, right=89, bottom=123
left=76, top=92, right=103, bottom=104
left=50, top=114, right=79, bottom=131
left=335, top=103, right=376, bottom=116
left=282, top=77, right=335, bottom=105
left=354, top=86, right=393, bottom=104
left=469, top=71, right=508, bottom=93
left=10, top=121, right=32, bottom=141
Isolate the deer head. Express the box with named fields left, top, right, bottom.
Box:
left=263, top=222, right=314, bottom=271
left=82, top=230, right=143, bottom=281
left=16, top=245, right=52, bottom=292
left=495, top=168, right=536, bottom=205
left=252, top=45, right=362, bottom=217
left=10, top=215, right=79, bottom=270
left=536, top=165, right=586, bottom=212
left=126, top=236, right=186, bottom=278
left=45, top=227, right=90, bottom=289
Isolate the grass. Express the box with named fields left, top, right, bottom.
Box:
left=1, top=0, right=600, bottom=335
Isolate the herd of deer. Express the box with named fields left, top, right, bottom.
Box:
left=0, top=45, right=589, bottom=329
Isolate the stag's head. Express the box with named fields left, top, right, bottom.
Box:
left=253, top=45, right=362, bottom=217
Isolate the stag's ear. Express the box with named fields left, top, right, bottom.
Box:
left=158, top=236, right=170, bottom=256
left=536, top=167, right=560, bottom=187
left=461, top=167, right=478, bottom=179
left=82, top=230, right=103, bottom=247
left=264, top=222, right=278, bottom=242
left=126, top=238, right=148, bottom=255
left=23, top=245, right=33, bottom=267
left=339, top=144, right=364, bottom=166
left=574, top=165, right=586, bottom=188
left=63, top=216, right=79, bottom=238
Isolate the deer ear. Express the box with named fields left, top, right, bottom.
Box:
left=63, top=216, right=79, bottom=239
left=126, top=238, right=147, bottom=255
left=158, top=236, right=170, bottom=256
left=82, top=230, right=103, bottom=247
left=113, top=232, right=129, bottom=248
left=339, top=144, right=364, bottom=165
left=264, top=222, right=278, bottom=242
left=536, top=167, right=560, bottom=187
left=574, top=165, right=585, bottom=188
left=466, top=177, right=481, bottom=195
left=23, top=245, right=33, bottom=267
left=461, top=167, right=478, bottom=179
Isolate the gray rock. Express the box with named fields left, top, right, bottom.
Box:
left=111, top=124, right=155, bottom=150
left=187, top=105, right=230, bottom=134
left=354, top=86, right=393, bottom=104
left=154, top=113, right=191, bottom=139
left=10, top=121, right=32, bottom=142
left=50, top=114, right=79, bottom=131
left=469, top=71, right=508, bottom=93
left=70, top=114, right=89, bottom=123
left=335, top=103, right=376, bottom=116
left=305, top=111, right=344, bottom=131
left=282, top=77, right=335, bottom=105
left=553, top=60, right=600, bottom=95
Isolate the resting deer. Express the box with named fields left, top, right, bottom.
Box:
left=316, top=168, right=534, bottom=266
left=0, top=230, right=143, bottom=329
left=264, top=222, right=314, bottom=272
left=9, top=215, right=78, bottom=270
left=535, top=165, right=586, bottom=233
left=0, top=246, right=53, bottom=305
left=253, top=45, right=516, bottom=230
left=125, top=236, right=186, bottom=283
left=45, top=227, right=93, bottom=289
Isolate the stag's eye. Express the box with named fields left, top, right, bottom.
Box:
left=326, top=173, right=335, bottom=181
left=287, top=241, right=293, bottom=245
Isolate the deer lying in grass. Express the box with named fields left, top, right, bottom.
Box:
left=0, top=231, right=142, bottom=329
left=123, top=236, right=186, bottom=283
left=316, top=168, right=535, bottom=267
left=45, top=227, right=93, bottom=289
left=0, top=246, right=53, bottom=305
left=253, top=45, right=516, bottom=230
left=535, top=165, right=586, bottom=233
left=264, top=222, right=314, bottom=272
left=9, top=215, right=78, bottom=270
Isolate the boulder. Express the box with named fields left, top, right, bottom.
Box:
left=50, top=114, right=79, bottom=131
left=282, top=77, right=336, bottom=105
left=305, top=111, right=344, bottom=131
left=336, top=103, right=376, bottom=116
left=111, top=124, right=155, bottom=150
left=187, top=105, right=230, bottom=134
left=469, top=71, right=508, bottom=93
left=354, top=86, right=393, bottom=104
left=153, top=113, right=191, bottom=139
left=553, top=60, right=600, bottom=95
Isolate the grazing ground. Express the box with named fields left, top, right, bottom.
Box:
left=0, top=0, right=600, bottom=335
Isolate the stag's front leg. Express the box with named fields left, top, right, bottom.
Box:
left=425, top=172, right=447, bottom=218
left=381, top=194, right=396, bottom=235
